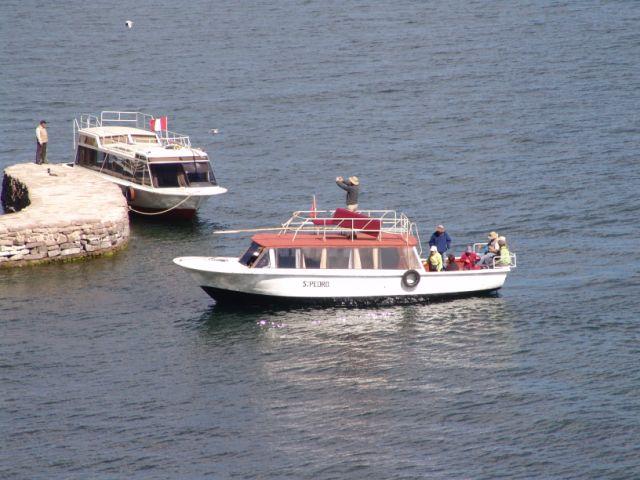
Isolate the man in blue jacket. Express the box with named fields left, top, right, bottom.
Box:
left=428, top=224, right=452, bottom=257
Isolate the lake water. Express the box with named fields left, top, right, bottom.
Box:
left=1, top=1, right=640, bottom=478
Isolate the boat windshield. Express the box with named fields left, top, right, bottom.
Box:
left=149, top=162, right=217, bottom=188
left=239, top=242, right=268, bottom=268
left=182, top=162, right=215, bottom=185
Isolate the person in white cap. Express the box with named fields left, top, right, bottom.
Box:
left=427, top=245, right=443, bottom=272
left=335, top=175, right=359, bottom=211
left=35, top=120, right=48, bottom=164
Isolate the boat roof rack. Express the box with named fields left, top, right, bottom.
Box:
left=73, top=111, right=191, bottom=150
left=280, top=209, right=421, bottom=248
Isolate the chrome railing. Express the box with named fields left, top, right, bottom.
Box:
left=73, top=114, right=100, bottom=150
left=279, top=210, right=417, bottom=243
left=492, top=252, right=517, bottom=269
left=100, top=111, right=191, bottom=147
left=74, top=111, right=192, bottom=149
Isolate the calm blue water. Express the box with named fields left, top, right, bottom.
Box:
left=2, top=1, right=640, bottom=478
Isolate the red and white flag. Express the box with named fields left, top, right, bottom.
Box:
left=149, top=116, right=167, bottom=132
left=311, top=195, right=317, bottom=218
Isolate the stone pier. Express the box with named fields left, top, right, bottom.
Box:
left=0, top=163, right=129, bottom=267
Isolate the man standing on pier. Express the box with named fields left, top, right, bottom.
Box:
left=35, top=120, right=48, bottom=164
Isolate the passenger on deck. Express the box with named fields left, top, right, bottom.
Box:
left=445, top=254, right=459, bottom=271
left=428, top=224, right=452, bottom=257
left=496, top=236, right=511, bottom=266
left=460, top=245, right=480, bottom=270
left=477, top=231, right=500, bottom=268
left=427, top=245, right=443, bottom=272
left=335, top=176, right=359, bottom=211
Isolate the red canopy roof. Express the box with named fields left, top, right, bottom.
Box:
left=251, top=232, right=418, bottom=248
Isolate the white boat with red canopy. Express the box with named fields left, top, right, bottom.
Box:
left=173, top=208, right=516, bottom=306
left=72, top=111, right=226, bottom=219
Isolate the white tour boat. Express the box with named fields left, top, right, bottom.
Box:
left=173, top=208, right=517, bottom=305
left=72, top=111, right=227, bottom=219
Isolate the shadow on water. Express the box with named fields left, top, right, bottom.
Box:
left=130, top=213, right=227, bottom=236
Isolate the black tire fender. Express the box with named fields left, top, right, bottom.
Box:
left=401, top=269, right=421, bottom=289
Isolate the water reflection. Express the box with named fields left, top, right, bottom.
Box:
left=184, top=296, right=523, bottom=467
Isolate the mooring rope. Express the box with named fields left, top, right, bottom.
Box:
left=128, top=195, right=193, bottom=215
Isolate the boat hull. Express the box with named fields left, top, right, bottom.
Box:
left=173, top=256, right=510, bottom=306
left=71, top=166, right=226, bottom=218
left=200, top=285, right=500, bottom=306
left=123, top=187, right=209, bottom=219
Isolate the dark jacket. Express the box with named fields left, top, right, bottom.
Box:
left=336, top=180, right=359, bottom=206
left=428, top=231, right=451, bottom=254
left=445, top=261, right=460, bottom=271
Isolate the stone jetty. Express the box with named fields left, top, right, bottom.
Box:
left=1, top=163, right=129, bottom=267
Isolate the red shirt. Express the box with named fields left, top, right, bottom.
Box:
left=460, top=252, right=480, bottom=270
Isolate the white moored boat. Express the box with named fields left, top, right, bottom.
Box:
left=72, top=111, right=227, bottom=219
left=173, top=208, right=517, bottom=306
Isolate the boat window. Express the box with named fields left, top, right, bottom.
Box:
left=102, top=135, right=129, bottom=145
left=300, top=248, right=324, bottom=269
left=379, top=248, right=401, bottom=269
left=326, top=248, right=350, bottom=269
left=239, top=242, right=261, bottom=266
left=79, top=135, right=97, bottom=147
left=352, top=248, right=375, bottom=269
left=149, top=163, right=185, bottom=187
left=76, top=146, right=107, bottom=170
left=273, top=247, right=419, bottom=270
left=76, top=145, right=97, bottom=167
left=130, top=134, right=159, bottom=144
left=379, top=247, right=420, bottom=269
left=253, top=251, right=270, bottom=268
left=275, top=248, right=297, bottom=269
left=133, top=162, right=151, bottom=186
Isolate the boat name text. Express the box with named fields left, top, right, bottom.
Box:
left=303, top=280, right=330, bottom=288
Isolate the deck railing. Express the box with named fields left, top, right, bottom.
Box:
left=492, top=252, right=517, bottom=268
left=73, top=111, right=192, bottom=149
left=279, top=210, right=420, bottom=247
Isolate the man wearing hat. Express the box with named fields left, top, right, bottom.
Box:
left=478, top=231, right=500, bottom=267
left=336, top=175, right=359, bottom=211
left=35, top=120, right=48, bottom=164
left=428, top=224, right=452, bottom=257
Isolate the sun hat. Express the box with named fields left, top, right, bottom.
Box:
left=498, top=236, right=506, bottom=242
left=436, top=224, right=445, bottom=231
left=348, top=176, right=359, bottom=185
left=488, top=231, right=498, bottom=239
left=429, top=245, right=438, bottom=252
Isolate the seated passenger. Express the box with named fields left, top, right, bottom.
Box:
left=477, top=231, right=500, bottom=268
left=496, top=236, right=511, bottom=266
left=427, top=245, right=443, bottom=272
left=445, top=253, right=459, bottom=271
left=460, top=245, right=480, bottom=270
